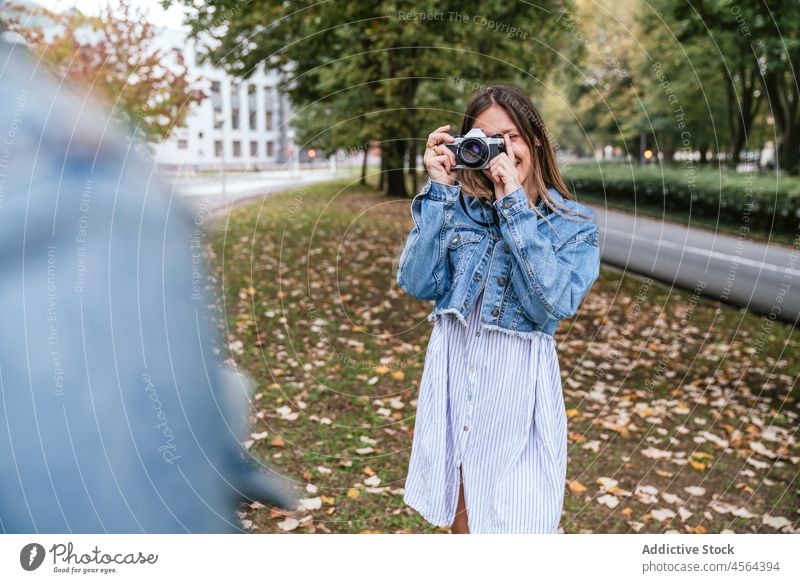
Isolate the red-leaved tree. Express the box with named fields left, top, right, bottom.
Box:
left=5, top=0, right=203, bottom=141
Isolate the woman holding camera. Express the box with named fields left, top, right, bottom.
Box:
left=397, top=85, right=601, bottom=534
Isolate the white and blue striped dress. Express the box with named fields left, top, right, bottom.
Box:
left=403, top=287, right=568, bottom=534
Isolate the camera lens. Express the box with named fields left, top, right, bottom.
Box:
left=459, top=139, right=488, bottom=168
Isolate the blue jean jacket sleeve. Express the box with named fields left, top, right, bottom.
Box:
left=396, top=179, right=460, bottom=300
left=494, top=186, right=601, bottom=325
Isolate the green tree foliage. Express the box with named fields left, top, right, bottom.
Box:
left=556, top=0, right=730, bottom=165
left=652, top=0, right=800, bottom=173
left=635, top=0, right=731, bottom=165
left=170, top=0, right=578, bottom=196
left=557, top=0, right=645, bottom=154
left=747, top=0, right=800, bottom=174
left=647, top=0, right=763, bottom=167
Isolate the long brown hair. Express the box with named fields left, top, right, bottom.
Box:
left=454, top=84, right=589, bottom=220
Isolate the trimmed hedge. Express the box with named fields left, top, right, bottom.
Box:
left=561, top=162, right=800, bottom=237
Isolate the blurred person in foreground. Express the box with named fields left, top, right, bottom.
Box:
left=0, top=35, right=296, bottom=533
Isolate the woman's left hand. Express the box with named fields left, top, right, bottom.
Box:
left=488, top=133, right=522, bottom=200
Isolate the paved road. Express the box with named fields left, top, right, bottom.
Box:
left=173, top=173, right=799, bottom=325
left=592, top=204, right=800, bottom=325
left=168, top=169, right=358, bottom=211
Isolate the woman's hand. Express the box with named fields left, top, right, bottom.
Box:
left=423, top=124, right=457, bottom=185
left=488, top=133, right=523, bottom=199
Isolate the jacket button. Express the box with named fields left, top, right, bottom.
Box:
left=497, top=276, right=505, bottom=285
left=473, top=274, right=481, bottom=281
left=503, top=244, right=510, bottom=253
left=491, top=308, right=499, bottom=317
left=502, top=199, right=514, bottom=209
left=451, top=234, right=460, bottom=245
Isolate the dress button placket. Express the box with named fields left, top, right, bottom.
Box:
left=463, top=347, right=477, bottom=454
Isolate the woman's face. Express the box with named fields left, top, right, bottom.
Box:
left=471, top=104, right=533, bottom=187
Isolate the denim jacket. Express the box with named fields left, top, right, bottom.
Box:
left=396, top=178, right=601, bottom=338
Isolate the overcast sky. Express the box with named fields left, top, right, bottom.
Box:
left=34, top=0, right=187, bottom=29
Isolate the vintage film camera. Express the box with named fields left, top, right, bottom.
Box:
left=445, top=128, right=506, bottom=170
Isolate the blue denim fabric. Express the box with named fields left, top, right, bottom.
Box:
left=396, top=178, right=601, bottom=337
left=0, top=40, right=296, bottom=533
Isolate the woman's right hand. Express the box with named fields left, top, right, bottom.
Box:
left=423, top=124, right=457, bottom=185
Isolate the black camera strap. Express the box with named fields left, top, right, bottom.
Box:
left=459, top=191, right=499, bottom=228
left=458, top=184, right=553, bottom=228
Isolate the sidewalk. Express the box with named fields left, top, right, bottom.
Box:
left=169, top=168, right=359, bottom=210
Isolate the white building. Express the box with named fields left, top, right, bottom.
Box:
left=152, top=27, right=295, bottom=173
left=5, top=2, right=296, bottom=173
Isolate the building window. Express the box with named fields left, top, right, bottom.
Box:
left=177, top=139, right=188, bottom=149
left=232, top=140, right=241, bottom=157
left=231, top=82, right=240, bottom=130
left=264, top=86, right=272, bottom=125
left=248, top=84, right=257, bottom=131
left=214, top=140, right=223, bottom=157
left=250, top=141, right=258, bottom=156
left=211, top=81, right=222, bottom=129
left=266, top=141, right=274, bottom=157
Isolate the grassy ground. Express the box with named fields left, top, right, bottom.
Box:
left=204, top=178, right=799, bottom=534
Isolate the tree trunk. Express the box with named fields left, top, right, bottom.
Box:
left=729, top=133, right=744, bottom=169
left=661, top=142, right=675, bottom=165
left=761, top=69, right=799, bottom=174
left=378, top=150, right=386, bottom=191
left=778, top=129, right=800, bottom=175
left=408, top=140, right=418, bottom=193
left=382, top=140, right=408, bottom=197
left=360, top=147, right=368, bottom=185
left=725, top=59, right=762, bottom=170
left=725, top=71, right=741, bottom=169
